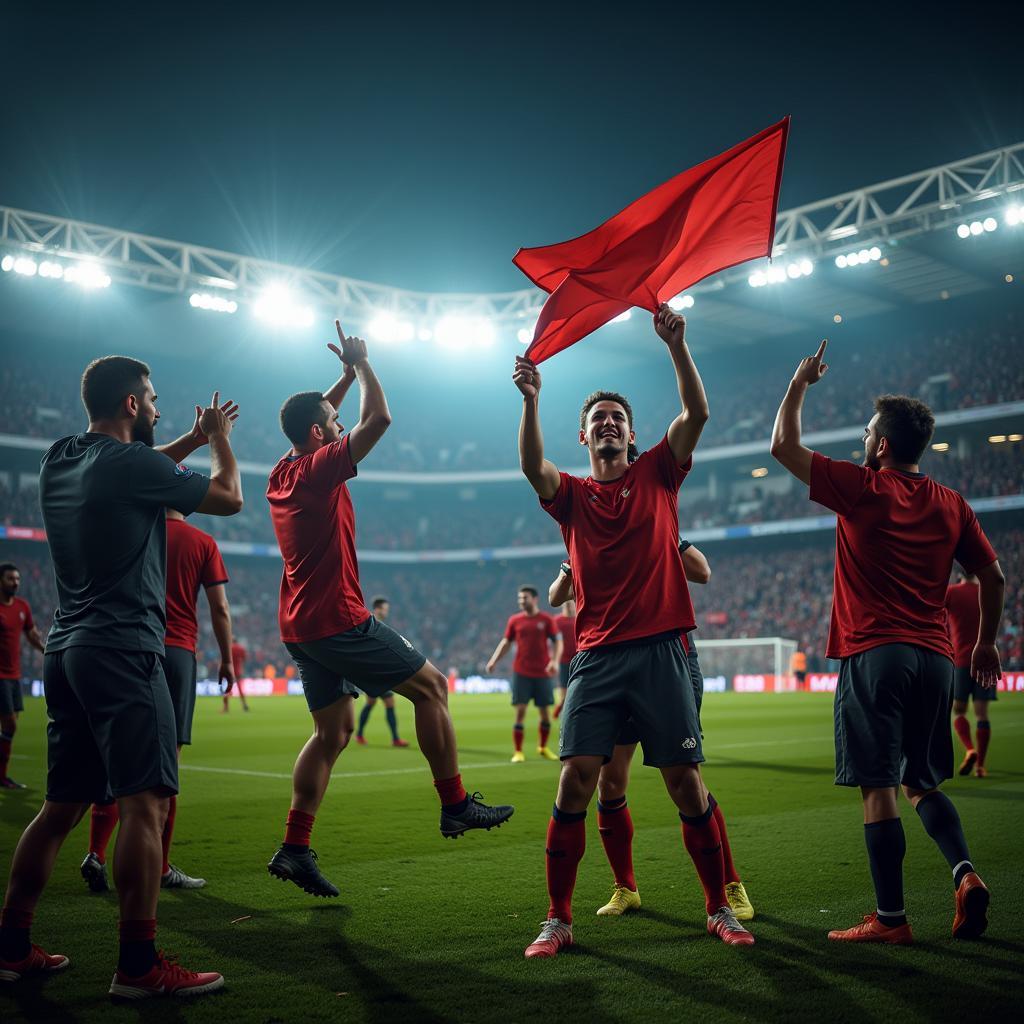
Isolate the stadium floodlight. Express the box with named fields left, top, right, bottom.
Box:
left=64, top=262, right=111, bottom=288
left=983, top=217, right=998, bottom=233
left=434, top=314, right=495, bottom=351
left=956, top=223, right=971, bottom=238
left=1006, top=206, right=1023, bottom=227
left=417, top=326, right=433, bottom=341
left=611, top=310, right=632, bottom=324
left=189, top=292, right=238, bottom=314
left=931, top=441, right=950, bottom=452
left=0, top=255, right=12, bottom=272
left=367, top=311, right=414, bottom=343
left=987, top=434, right=1006, bottom=444
left=837, top=246, right=883, bottom=268
left=751, top=467, right=768, bottom=478
left=38, top=260, right=64, bottom=279
left=1009, top=434, right=1023, bottom=442
left=516, top=328, right=532, bottom=345
left=748, top=271, right=767, bottom=288
left=13, top=257, right=38, bottom=276
left=835, top=254, right=848, bottom=268
left=969, top=221, right=984, bottom=236
left=253, top=284, right=314, bottom=327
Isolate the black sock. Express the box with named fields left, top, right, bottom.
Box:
left=118, top=940, right=157, bottom=978
left=357, top=703, right=372, bottom=737
left=385, top=707, right=399, bottom=741
left=864, top=818, right=906, bottom=926
left=916, top=792, right=973, bottom=887
left=552, top=804, right=587, bottom=824
left=597, top=794, right=627, bottom=814
left=0, top=926, right=30, bottom=963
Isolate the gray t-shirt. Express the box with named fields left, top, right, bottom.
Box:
left=40, top=433, right=210, bottom=654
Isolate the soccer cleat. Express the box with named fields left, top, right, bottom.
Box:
left=952, top=871, right=989, bottom=939
left=392, top=738, right=410, bottom=748
left=725, top=880, right=755, bottom=921
left=440, top=792, right=515, bottom=839
left=109, top=952, right=223, bottom=1000
left=355, top=735, right=367, bottom=746
left=974, top=765, right=988, bottom=778
left=510, top=751, right=526, bottom=763
left=707, top=906, right=756, bottom=946
left=524, top=918, right=573, bottom=959
left=81, top=851, right=110, bottom=893
left=537, top=747, right=559, bottom=762
left=161, top=864, right=206, bottom=890
left=958, top=750, right=978, bottom=776
left=596, top=884, right=641, bottom=916
left=0, top=776, right=26, bottom=790
left=267, top=846, right=339, bottom=898
left=0, top=944, right=70, bottom=983
left=828, top=912, right=913, bottom=945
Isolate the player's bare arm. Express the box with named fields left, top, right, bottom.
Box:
left=514, top=356, right=560, bottom=500
left=547, top=633, right=564, bottom=676
left=655, top=305, right=709, bottom=465
left=971, top=559, right=1005, bottom=687
left=329, top=321, right=392, bottom=465
left=156, top=395, right=239, bottom=465
left=205, top=583, right=236, bottom=694
left=770, top=339, right=829, bottom=486
left=486, top=637, right=512, bottom=674
left=549, top=565, right=573, bottom=607
left=682, top=544, right=711, bottom=585
left=195, top=393, right=244, bottom=516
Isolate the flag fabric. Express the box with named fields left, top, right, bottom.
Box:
left=514, top=116, right=790, bottom=363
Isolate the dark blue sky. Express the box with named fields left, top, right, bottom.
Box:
left=2, top=2, right=1020, bottom=294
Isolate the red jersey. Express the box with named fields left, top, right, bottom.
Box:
left=0, top=598, right=34, bottom=679
left=542, top=436, right=694, bottom=650
left=944, top=581, right=981, bottom=669
left=554, top=614, right=577, bottom=663
left=504, top=611, right=559, bottom=677
left=809, top=454, right=996, bottom=661
left=267, top=436, right=368, bottom=643
left=165, top=519, right=229, bottom=653
left=230, top=641, right=247, bottom=678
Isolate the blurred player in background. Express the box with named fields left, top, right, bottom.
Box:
left=223, top=638, right=250, bottom=712
left=265, top=324, right=513, bottom=900
left=486, top=586, right=562, bottom=762
left=81, top=508, right=237, bottom=894
left=0, top=563, right=46, bottom=790
left=790, top=649, right=807, bottom=690
left=548, top=540, right=754, bottom=921
left=945, top=571, right=995, bottom=778
left=772, top=339, right=1004, bottom=945
left=354, top=597, right=409, bottom=747
left=552, top=584, right=576, bottom=718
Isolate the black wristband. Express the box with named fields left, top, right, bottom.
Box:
left=560, top=561, right=572, bottom=576
left=678, top=540, right=692, bottom=554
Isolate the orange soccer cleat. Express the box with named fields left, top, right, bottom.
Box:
left=828, top=912, right=913, bottom=945
left=952, top=872, right=989, bottom=939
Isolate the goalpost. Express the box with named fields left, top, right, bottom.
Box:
left=695, top=637, right=799, bottom=692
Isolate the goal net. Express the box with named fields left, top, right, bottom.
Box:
left=694, top=636, right=799, bottom=693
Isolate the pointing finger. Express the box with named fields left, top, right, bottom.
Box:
left=335, top=320, right=346, bottom=344
left=815, top=338, right=828, bottom=360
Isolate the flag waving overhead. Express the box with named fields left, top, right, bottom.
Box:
left=513, top=117, right=790, bottom=363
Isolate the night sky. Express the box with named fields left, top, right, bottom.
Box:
left=2, top=3, right=1020, bottom=296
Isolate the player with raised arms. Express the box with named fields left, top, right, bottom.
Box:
left=265, top=323, right=513, bottom=899
left=515, top=304, right=754, bottom=959
left=771, top=339, right=1004, bottom=944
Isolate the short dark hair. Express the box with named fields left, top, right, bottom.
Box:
left=280, top=391, right=330, bottom=446
left=0, top=562, right=17, bottom=576
left=371, top=596, right=389, bottom=609
left=81, top=356, right=151, bottom=420
left=580, top=390, right=634, bottom=432
left=873, top=394, right=935, bottom=463
left=518, top=585, right=538, bottom=598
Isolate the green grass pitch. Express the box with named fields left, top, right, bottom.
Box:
left=1, top=692, right=1022, bottom=1023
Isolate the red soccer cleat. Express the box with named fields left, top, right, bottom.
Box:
left=524, top=919, right=573, bottom=959
left=355, top=735, right=367, bottom=746
left=0, top=944, right=70, bottom=982
left=828, top=912, right=913, bottom=945
left=952, top=872, right=989, bottom=939
left=0, top=776, right=27, bottom=790
left=958, top=750, right=978, bottom=776
left=392, top=738, right=409, bottom=748
left=707, top=907, right=755, bottom=946
left=109, top=952, right=223, bottom=1000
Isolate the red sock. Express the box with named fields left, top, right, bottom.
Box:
left=975, top=720, right=991, bottom=766
left=513, top=723, right=524, bottom=752
left=681, top=808, right=728, bottom=916
left=710, top=796, right=740, bottom=885
left=284, top=809, right=315, bottom=847
left=953, top=715, right=974, bottom=752
left=546, top=813, right=586, bottom=924
left=597, top=797, right=636, bottom=890
left=90, top=802, right=121, bottom=864
left=0, top=715, right=14, bottom=779
left=433, top=774, right=467, bottom=808
left=539, top=721, right=551, bottom=749
left=161, top=796, right=177, bottom=875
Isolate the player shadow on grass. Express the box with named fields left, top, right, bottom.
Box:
left=711, top=756, right=831, bottom=779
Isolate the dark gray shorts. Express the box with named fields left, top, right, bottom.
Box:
left=834, top=643, right=954, bottom=790
left=615, top=644, right=703, bottom=747
left=286, top=615, right=427, bottom=713
left=163, top=645, right=198, bottom=745
left=953, top=665, right=997, bottom=703
left=560, top=633, right=702, bottom=768
left=558, top=662, right=572, bottom=688
left=43, top=647, right=179, bottom=803
left=512, top=673, right=555, bottom=707
left=0, top=678, right=24, bottom=715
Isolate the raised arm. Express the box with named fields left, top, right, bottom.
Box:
left=549, top=563, right=574, bottom=606
left=329, top=322, right=392, bottom=465
left=486, top=637, right=512, bottom=674
left=681, top=543, right=711, bottom=585
left=156, top=396, right=239, bottom=465
left=514, top=356, right=560, bottom=500
left=195, top=394, right=244, bottom=516
left=205, top=583, right=236, bottom=694
left=971, top=559, right=1005, bottom=687
left=770, top=339, right=828, bottom=486
left=654, top=305, right=709, bottom=465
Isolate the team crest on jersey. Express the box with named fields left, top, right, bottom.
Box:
left=621, top=488, right=630, bottom=497
left=174, top=462, right=193, bottom=478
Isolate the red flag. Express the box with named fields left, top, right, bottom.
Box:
left=514, top=117, right=790, bottom=363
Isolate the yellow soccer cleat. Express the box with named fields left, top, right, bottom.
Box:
left=726, top=881, right=755, bottom=921
left=511, top=751, right=526, bottom=763
left=596, top=884, right=641, bottom=916
left=537, top=747, right=559, bottom=761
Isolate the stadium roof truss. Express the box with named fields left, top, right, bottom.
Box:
left=1, top=141, right=1022, bottom=342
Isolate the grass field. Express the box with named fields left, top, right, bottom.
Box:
left=1, top=691, right=1022, bottom=1024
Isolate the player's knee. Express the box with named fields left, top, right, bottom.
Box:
left=413, top=668, right=448, bottom=706
left=118, top=791, right=170, bottom=832
left=597, top=775, right=625, bottom=804
left=952, top=700, right=968, bottom=714
left=39, top=800, right=89, bottom=835
left=559, top=759, right=599, bottom=799
left=901, top=784, right=931, bottom=806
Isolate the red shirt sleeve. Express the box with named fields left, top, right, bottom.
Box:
left=308, top=435, right=358, bottom=490
left=649, top=435, right=693, bottom=492
left=540, top=473, right=574, bottom=524
left=504, top=616, right=516, bottom=642
left=954, top=502, right=998, bottom=575
left=809, top=452, right=871, bottom=517
left=201, top=536, right=229, bottom=588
